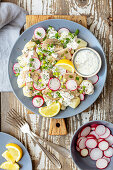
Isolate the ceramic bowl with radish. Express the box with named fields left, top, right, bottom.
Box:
left=71, top=120, right=113, bottom=170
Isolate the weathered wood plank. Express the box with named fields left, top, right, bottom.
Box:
left=1, top=0, right=112, bottom=169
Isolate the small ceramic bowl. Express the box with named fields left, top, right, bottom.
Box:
left=70, top=120, right=113, bottom=170
left=73, top=47, right=102, bottom=77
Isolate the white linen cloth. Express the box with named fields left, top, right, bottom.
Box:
left=0, top=2, right=28, bottom=91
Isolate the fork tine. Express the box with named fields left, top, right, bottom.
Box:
left=8, top=110, right=25, bottom=126
left=9, top=109, right=26, bottom=125
left=6, top=118, right=20, bottom=130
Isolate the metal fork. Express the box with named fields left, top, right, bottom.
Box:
left=6, top=109, right=70, bottom=168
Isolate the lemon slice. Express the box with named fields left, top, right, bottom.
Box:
left=6, top=143, right=23, bottom=162
left=0, top=161, right=19, bottom=170
left=55, top=59, right=75, bottom=73
left=39, top=102, right=61, bottom=117
left=2, top=150, right=15, bottom=163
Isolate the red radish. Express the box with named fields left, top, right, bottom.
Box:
left=96, top=158, right=108, bottom=169
left=85, top=138, right=97, bottom=149
left=76, top=146, right=80, bottom=152
left=100, top=128, right=110, bottom=139
left=29, top=57, right=41, bottom=71
left=90, top=148, right=103, bottom=160
left=32, top=95, right=44, bottom=108
left=33, top=82, right=46, bottom=91
left=87, top=75, right=99, bottom=84
left=87, top=134, right=96, bottom=139
left=34, top=27, right=46, bottom=39
left=79, top=94, right=84, bottom=101
left=13, top=63, right=21, bottom=74
left=91, top=124, right=98, bottom=128
left=79, top=138, right=87, bottom=150
left=58, top=28, right=69, bottom=34
left=98, top=140, right=109, bottom=151
left=95, top=125, right=106, bottom=136
left=106, top=135, right=113, bottom=145
left=103, top=156, right=111, bottom=164
left=104, top=147, right=113, bottom=158
left=80, top=126, right=91, bottom=137
left=77, top=137, right=85, bottom=146
left=90, top=131, right=99, bottom=139
left=80, top=148, right=89, bottom=157
left=48, top=78, right=61, bottom=91
left=66, top=80, right=77, bottom=91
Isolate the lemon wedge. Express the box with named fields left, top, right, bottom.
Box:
left=6, top=143, right=23, bottom=162
left=55, top=59, right=75, bottom=73
left=39, top=102, right=61, bottom=117
left=2, top=150, right=15, bottom=163
left=0, top=161, right=19, bottom=170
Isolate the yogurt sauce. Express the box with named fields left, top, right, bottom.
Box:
left=74, top=49, right=100, bottom=76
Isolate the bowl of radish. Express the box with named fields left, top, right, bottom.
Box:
left=71, top=120, right=113, bottom=170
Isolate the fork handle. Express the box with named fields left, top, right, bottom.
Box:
left=29, top=132, right=62, bottom=169
left=31, top=132, right=71, bottom=158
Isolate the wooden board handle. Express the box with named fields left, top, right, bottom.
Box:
left=49, top=118, right=67, bottom=135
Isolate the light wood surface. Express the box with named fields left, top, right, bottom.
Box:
left=1, top=0, right=113, bottom=170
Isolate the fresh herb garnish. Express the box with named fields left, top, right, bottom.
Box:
left=69, top=75, right=73, bottom=78
left=76, top=77, right=79, bottom=80
left=77, top=40, right=81, bottom=44
left=55, top=33, right=59, bottom=39
left=37, top=32, right=42, bottom=36
left=29, top=87, right=33, bottom=90
left=43, top=36, right=47, bottom=41
left=74, top=29, right=79, bottom=36
left=15, top=73, right=20, bottom=77
left=30, top=58, right=34, bottom=62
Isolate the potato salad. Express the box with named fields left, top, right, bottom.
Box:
left=13, top=26, right=97, bottom=117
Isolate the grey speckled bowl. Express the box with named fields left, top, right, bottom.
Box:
left=71, top=120, right=113, bottom=170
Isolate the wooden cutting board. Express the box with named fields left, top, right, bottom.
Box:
left=26, top=15, right=87, bottom=135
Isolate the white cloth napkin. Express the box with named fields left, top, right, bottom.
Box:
left=0, top=2, right=28, bottom=91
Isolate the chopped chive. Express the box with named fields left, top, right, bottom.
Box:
left=30, top=58, right=34, bottom=61
left=76, top=77, right=79, bottom=80
left=77, top=40, right=81, bottom=44
left=82, top=86, right=86, bottom=90
left=15, top=73, right=20, bottom=77
left=29, top=87, right=33, bottom=90
left=37, top=32, right=42, bottom=36
left=29, top=63, right=32, bottom=67
left=74, top=29, right=79, bottom=36
left=31, top=69, right=35, bottom=72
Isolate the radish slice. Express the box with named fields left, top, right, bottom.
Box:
left=106, top=135, right=113, bottom=145
left=96, top=158, right=108, bottom=169
left=79, top=138, right=87, bottom=149
left=95, top=125, right=106, bottom=136
left=76, top=146, right=80, bottom=152
left=34, top=27, right=46, bottom=39
left=48, top=78, right=61, bottom=91
left=13, top=63, right=21, bottom=74
left=58, top=28, right=69, bottom=34
left=85, top=138, right=97, bottom=149
left=104, top=147, right=113, bottom=158
left=87, top=75, right=99, bottom=84
left=90, top=131, right=99, bottom=139
left=80, top=148, right=89, bottom=157
left=87, top=134, right=96, bottom=139
left=33, top=82, right=46, bottom=91
left=90, top=148, right=103, bottom=160
left=79, top=94, right=85, bottom=101
left=98, top=140, right=109, bottom=151
left=103, top=156, right=111, bottom=164
left=81, top=126, right=91, bottom=137
left=77, top=137, right=85, bottom=146
left=100, top=128, right=110, bottom=139
left=66, top=80, right=77, bottom=91
left=32, top=95, right=44, bottom=108
left=29, top=57, right=41, bottom=71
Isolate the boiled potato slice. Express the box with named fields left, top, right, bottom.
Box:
left=76, top=38, right=87, bottom=49
left=24, top=41, right=36, bottom=50
left=17, top=54, right=27, bottom=67
left=23, top=86, right=32, bottom=97
left=75, top=74, right=83, bottom=85
left=17, top=75, right=25, bottom=88
left=69, top=97, right=80, bottom=109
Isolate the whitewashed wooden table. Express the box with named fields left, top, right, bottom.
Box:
left=1, top=0, right=113, bottom=169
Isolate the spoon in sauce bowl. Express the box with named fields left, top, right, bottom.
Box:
left=73, top=47, right=102, bottom=77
